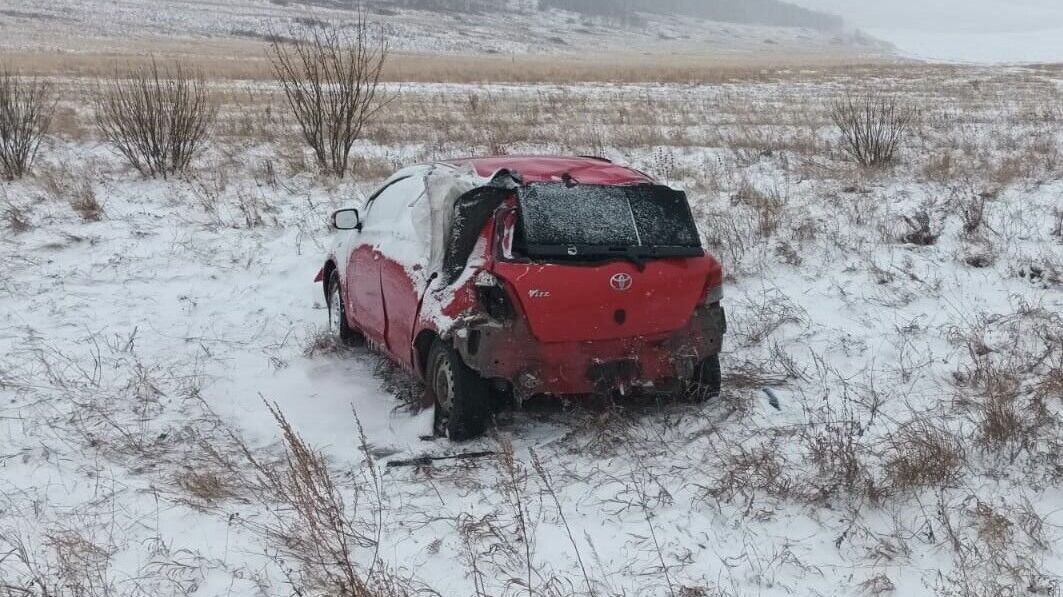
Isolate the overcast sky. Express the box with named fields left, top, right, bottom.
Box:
left=790, top=0, right=1063, bottom=62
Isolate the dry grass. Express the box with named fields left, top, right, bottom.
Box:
left=2, top=201, right=30, bottom=232
left=883, top=419, right=965, bottom=492
left=700, top=440, right=794, bottom=513
left=0, top=41, right=901, bottom=83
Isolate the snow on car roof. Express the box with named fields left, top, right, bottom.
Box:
left=440, top=156, right=656, bottom=186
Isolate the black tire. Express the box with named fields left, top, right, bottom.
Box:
left=427, top=340, right=491, bottom=441
left=688, top=354, right=722, bottom=402
left=327, top=272, right=360, bottom=345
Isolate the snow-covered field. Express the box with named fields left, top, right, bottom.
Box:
left=1, top=64, right=1062, bottom=595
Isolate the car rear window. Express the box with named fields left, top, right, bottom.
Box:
left=517, top=183, right=702, bottom=258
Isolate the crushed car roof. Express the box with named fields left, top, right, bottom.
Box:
left=441, top=156, right=655, bottom=186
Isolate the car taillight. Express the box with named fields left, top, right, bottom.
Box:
left=475, top=271, right=515, bottom=320
left=701, top=268, right=724, bottom=306
left=703, top=283, right=724, bottom=305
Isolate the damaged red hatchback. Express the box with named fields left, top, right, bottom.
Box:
left=317, top=156, right=726, bottom=440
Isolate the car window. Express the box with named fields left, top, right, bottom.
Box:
left=364, top=176, right=425, bottom=233
left=517, top=183, right=702, bottom=259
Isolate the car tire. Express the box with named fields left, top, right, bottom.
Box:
left=688, top=354, right=722, bottom=402
left=327, top=272, right=360, bottom=345
left=427, top=340, right=490, bottom=441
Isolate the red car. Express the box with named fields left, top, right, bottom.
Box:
left=317, top=156, right=726, bottom=440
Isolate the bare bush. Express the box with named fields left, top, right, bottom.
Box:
left=830, top=92, right=914, bottom=168
left=0, top=67, right=56, bottom=180
left=94, top=59, right=217, bottom=178
left=270, top=13, right=389, bottom=178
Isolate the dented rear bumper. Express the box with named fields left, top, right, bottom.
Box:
left=452, top=303, right=726, bottom=396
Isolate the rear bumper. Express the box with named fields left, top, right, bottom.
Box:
left=452, top=303, right=726, bottom=396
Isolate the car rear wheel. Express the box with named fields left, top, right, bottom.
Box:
left=327, top=272, right=360, bottom=345
left=427, top=340, right=490, bottom=441
left=687, top=354, right=722, bottom=402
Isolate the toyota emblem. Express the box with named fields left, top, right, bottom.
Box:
left=610, top=273, right=633, bottom=291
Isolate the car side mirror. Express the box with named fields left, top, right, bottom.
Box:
left=332, top=208, right=361, bottom=231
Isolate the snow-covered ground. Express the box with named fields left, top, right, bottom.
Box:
left=1, top=66, right=1062, bottom=595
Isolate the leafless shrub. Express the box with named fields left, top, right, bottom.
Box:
left=883, top=419, right=965, bottom=491
left=94, top=59, right=217, bottom=178
left=0, top=67, right=56, bottom=180
left=830, top=92, right=914, bottom=168
left=269, top=13, right=389, bottom=178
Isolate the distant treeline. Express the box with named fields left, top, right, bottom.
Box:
left=370, top=0, right=843, bottom=30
